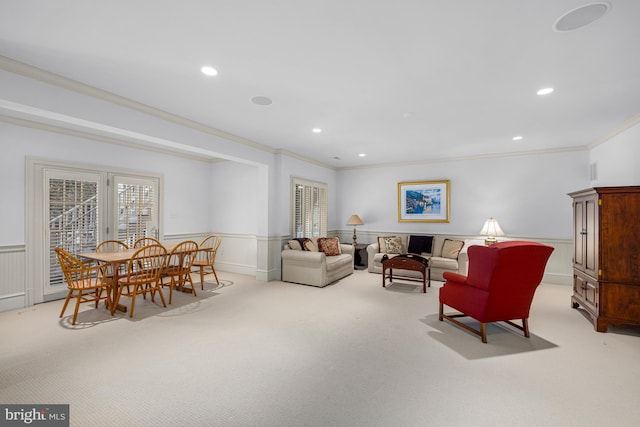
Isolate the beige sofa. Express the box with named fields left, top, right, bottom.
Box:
left=282, top=238, right=354, bottom=287
left=367, top=235, right=468, bottom=281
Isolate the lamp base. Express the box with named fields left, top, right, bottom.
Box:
left=352, top=228, right=357, bottom=246
left=484, top=237, right=497, bottom=246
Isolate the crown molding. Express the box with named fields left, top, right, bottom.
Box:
left=0, top=102, right=223, bottom=163
left=336, top=146, right=589, bottom=171
left=3, top=54, right=631, bottom=172
left=588, top=112, right=640, bottom=150
left=0, top=55, right=276, bottom=155
left=276, top=149, right=336, bottom=170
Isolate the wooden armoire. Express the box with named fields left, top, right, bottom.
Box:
left=568, top=186, right=640, bottom=332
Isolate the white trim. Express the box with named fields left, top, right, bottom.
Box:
left=588, top=112, right=640, bottom=149
left=337, top=146, right=589, bottom=171
left=0, top=54, right=621, bottom=172
left=0, top=293, right=26, bottom=312
left=0, top=100, right=259, bottom=166
left=0, top=55, right=273, bottom=154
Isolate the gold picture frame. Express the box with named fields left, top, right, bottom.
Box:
left=398, top=180, right=450, bottom=223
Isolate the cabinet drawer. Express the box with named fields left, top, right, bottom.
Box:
left=574, top=271, right=598, bottom=314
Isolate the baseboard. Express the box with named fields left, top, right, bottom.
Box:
left=217, top=261, right=256, bottom=277
left=543, top=273, right=572, bottom=286
left=0, top=292, right=26, bottom=312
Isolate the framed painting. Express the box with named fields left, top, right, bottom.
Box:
left=398, top=180, right=450, bottom=222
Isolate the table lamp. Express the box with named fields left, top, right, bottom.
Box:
left=346, top=214, right=364, bottom=246
left=479, top=217, right=505, bottom=246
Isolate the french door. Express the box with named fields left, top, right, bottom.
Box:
left=112, top=175, right=159, bottom=248
left=29, top=160, right=160, bottom=304
left=44, top=169, right=102, bottom=300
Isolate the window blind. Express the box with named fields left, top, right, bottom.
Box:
left=292, top=178, right=327, bottom=238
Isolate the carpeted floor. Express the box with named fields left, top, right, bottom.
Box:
left=1, top=270, right=639, bottom=427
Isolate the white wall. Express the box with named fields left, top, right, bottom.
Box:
left=337, top=150, right=590, bottom=242
left=589, top=122, right=640, bottom=186
left=209, top=160, right=260, bottom=234
left=0, top=121, right=213, bottom=243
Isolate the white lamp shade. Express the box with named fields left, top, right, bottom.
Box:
left=479, top=218, right=505, bottom=237
left=346, top=214, right=364, bottom=226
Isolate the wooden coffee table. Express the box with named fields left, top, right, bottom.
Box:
left=382, top=254, right=430, bottom=293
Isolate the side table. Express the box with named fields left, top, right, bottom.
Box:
left=381, top=254, right=430, bottom=293
left=353, top=244, right=367, bottom=269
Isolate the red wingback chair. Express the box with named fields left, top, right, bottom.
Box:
left=439, top=241, right=554, bottom=343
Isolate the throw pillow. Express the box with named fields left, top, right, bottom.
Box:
left=288, top=240, right=303, bottom=250
left=317, top=237, right=342, bottom=256
left=408, top=235, right=433, bottom=254
left=295, top=237, right=311, bottom=250
left=377, top=236, right=396, bottom=253
left=442, top=239, right=464, bottom=259
left=383, top=236, right=403, bottom=254
left=304, top=240, right=319, bottom=252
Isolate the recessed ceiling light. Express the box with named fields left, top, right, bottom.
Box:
left=251, top=96, right=272, bottom=106
left=201, top=66, right=218, bottom=76
left=359, top=153, right=366, bottom=157
left=312, top=128, right=322, bottom=133
left=553, top=2, right=610, bottom=32
left=537, top=87, right=554, bottom=95
left=512, top=136, right=523, bottom=141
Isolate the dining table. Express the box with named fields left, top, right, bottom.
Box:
left=79, top=243, right=184, bottom=313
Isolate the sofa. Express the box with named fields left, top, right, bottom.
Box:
left=367, top=234, right=468, bottom=281
left=282, top=237, right=354, bottom=287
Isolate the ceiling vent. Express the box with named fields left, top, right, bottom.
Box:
left=553, top=2, right=610, bottom=32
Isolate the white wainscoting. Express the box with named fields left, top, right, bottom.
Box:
left=164, top=232, right=261, bottom=279
left=1, top=233, right=571, bottom=314
left=336, top=231, right=573, bottom=285
left=0, top=245, right=27, bottom=312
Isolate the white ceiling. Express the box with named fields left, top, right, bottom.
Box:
left=1, top=0, right=639, bottom=168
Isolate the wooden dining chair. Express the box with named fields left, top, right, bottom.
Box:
left=55, top=247, right=112, bottom=325
left=132, top=237, right=162, bottom=298
left=192, top=234, right=222, bottom=289
left=113, top=244, right=167, bottom=318
left=96, top=239, right=129, bottom=252
left=95, top=239, right=129, bottom=278
left=133, top=237, right=162, bottom=248
left=160, top=240, right=199, bottom=304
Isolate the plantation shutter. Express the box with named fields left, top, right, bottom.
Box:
left=292, top=178, right=327, bottom=238
left=113, top=176, right=159, bottom=248
left=46, top=172, right=101, bottom=289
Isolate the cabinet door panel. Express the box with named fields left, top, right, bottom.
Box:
left=573, top=201, right=584, bottom=270
left=599, top=193, right=640, bottom=282
left=600, top=283, right=640, bottom=321
left=584, top=197, right=598, bottom=277
left=574, top=272, right=598, bottom=314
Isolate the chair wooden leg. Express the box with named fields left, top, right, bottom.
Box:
left=212, top=267, right=220, bottom=285
left=188, top=273, right=197, bottom=297
left=156, top=284, right=166, bottom=308
left=129, top=286, right=138, bottom=318
left=200, top=266, right=205, bottom=290
left=72, top=291, right=83, bottom=325
left=522, top=318, right=530, bottom=337
left=480, top=323, right=488, bottom=343
left=59, top=291, right=73, bottom=319
left=438, top=302, right=444, bottom=321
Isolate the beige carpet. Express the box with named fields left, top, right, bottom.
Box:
left=1, top=270, right=639, bottom=427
